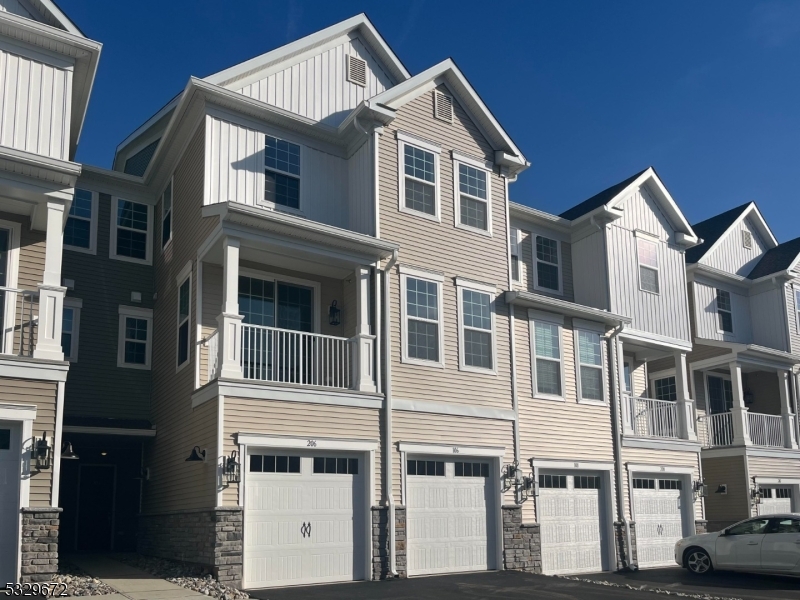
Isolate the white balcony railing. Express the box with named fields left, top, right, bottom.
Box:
left=206, top=330, right=219, bottom=382
left=698, top=412, right=734, bottom=448
left=747, top=412, right=784, bottom=448
left=0, top=286, right=38, bottom=357
left=629, top=396, right=680, bottom=439
left=240, top=324, right=353, bottom=389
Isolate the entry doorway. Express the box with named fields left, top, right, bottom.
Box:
left=77, top=465, right=116, bottom=552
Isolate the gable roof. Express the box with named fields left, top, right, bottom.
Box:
left=558, top=168, right=648, bottom=221
left=685, top=202, right=777, bottom=264
left=747, top=236, right=800, bottom=280
left=34, top=0, right=84, bottom=35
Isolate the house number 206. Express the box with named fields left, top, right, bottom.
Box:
left=307, top=440, right=317, bottom=447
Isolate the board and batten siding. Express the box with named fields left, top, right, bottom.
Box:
left=703, top=216, right=769, bottom=277
left=750, top=287, right=789, bottom=351
left=222, top=397, right=382, bottom=505
left=205, top=114, right=349, bottom=230
left=0, top=41, right=72, bottom=160
left=509, top=223, right=574, bottom=302
left=0, top=0, right=42, bottom=20
left=701, top=455, right=749, bottom=528
left=378, top=88, right=513, bottom=412
left=144, top=122, right=222, bottom=513
left=62, top=193, right=153, bottom=421
left=234, top=34, right=394, bottom=127
left=347, top=137, right=374, bottom=236
left=691, top=278, right=751, bottom=344
left=571, top=230, right=608, bottom=311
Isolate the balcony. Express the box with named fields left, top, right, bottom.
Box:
left=0, top=286, right=38, bottom=357
left=626, top=395, right=680, bottom=439
left=699, top=411, right=798, bottom=449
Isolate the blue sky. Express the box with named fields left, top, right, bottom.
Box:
left=62, top=0, right=800, bottom=241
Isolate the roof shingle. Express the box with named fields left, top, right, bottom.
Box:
left=747, top=236, right=800, bottom=280
left=558, top=168, right=649, bottom=221
left=685, top=202, right=753, bottom=264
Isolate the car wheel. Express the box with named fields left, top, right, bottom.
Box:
left=685, top=548, right=713, bottom=575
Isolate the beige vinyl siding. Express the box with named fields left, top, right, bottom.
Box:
left=0, top=379, right=57, bottom=506
left=145, top=122, right=222, bottom=513
left=747, top=455, right=800, bottom=479
left=391, top=410, right=514, bottom=505
left=511, top=225, right=574, bottom=302
left=701, top=454, right=749, bottom=529
left=62, top=193, right=153, bottom=420
left=223, top=397, right=382, bottom=505
left=379, top=87, right=512, bottom=412
left=703, top=216, right=768, bottom=277
left=199, top=264, right=222, bottom=384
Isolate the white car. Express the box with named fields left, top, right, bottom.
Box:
left=675, top=514, right=800, bottom=575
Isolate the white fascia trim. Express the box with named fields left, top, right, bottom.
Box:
left=620, top=328, right=693, bottom=352
left=455, top=276, right=497, bottom=294
left=398, top=442, right=505, bottom=458
left=622, top=437, right=702, bottom=453
left=700, top=446, right=746, bottom=459
left=397, top=264, right=444, bottom=282
left=194, top=379, right=383, bottom=410
left=451, top=150, right=493, bottom=171
left=626, top=462, right=696, bottom=475
left=0, top=402, right=37, bottom=421
left=237, top=432, right=378, bottom=451
left=62, top=425, right=157, bottom=437
left=395, top=130, right=441, bottom=154
left=530, top=458, right=614, bottom=472
left=392, top=397, right=515, bottom=421
left=753, top=477, right=800, bottom=486
left=118, top=305, right=153, bottom=318
left=0, top=359, right=68, bottom=382
left=746, top=446, right=800, bottom=459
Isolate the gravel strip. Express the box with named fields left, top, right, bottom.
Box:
left=51, top=562, right=118, bottom=597
left=116, top=554, right=249, bottom=600
left=556, top=575, right=745, bottom=600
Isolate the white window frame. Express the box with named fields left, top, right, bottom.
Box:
left=263, top=134, right=303, bottom=214
left=452, top=151, right=492, bottom=236
left=742, top=230, right=752, bottom=250
left=238, top=267, right=322, bottom=333
left=109, top=197, right=153, bottom=265
left=573, top=319, right=607, bottom=405
left=528, top=309, right=565, bottom=401
left=64, top=188, right=98, bottom=255
left=396, top=131, right=441, bottom=222
left=531, top=231, right=563, bottom=294
left=635, top=232, right=660, bottom=295
left=62, top=297, right=82, bottom=363
left=510, top=227, right=521, bottom=283
left=117, top=305, right=153, bottom=370
left=161, top=177, right=173, bottom=251
left=456, top=277, right=497, bottom=375
left=0, top=219, right=20, bottom=354
left=176, top=261, right=192, bottom=372
left=715, top=288, right=734, bottom=334
left=399, top=265, right=445, bottom=368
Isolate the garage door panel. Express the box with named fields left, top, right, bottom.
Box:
left=0, top=421, right=21, bottom=585
left=633, top=478, right=685, bottom=569
left=758, top=488, right=792, bottom=515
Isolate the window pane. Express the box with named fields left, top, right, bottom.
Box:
left=337, top=458, right=348, bottom=474
left=408, top=320, right=439, bottom=361
left=407, top=460, right=417, bottom=475
left=637, top=238, right=658, bottom=268
left=578, top=331, right=602, bottom=366
left=774, top=519, right=800, bottom=534
left=249, top=455, right=263, bottom=472
left=277, top=283, right=313, bottom=332
left=162, top=181, right=172, bottom=212
left=534, top=322, right=560, bottom=359
left=407, top=278, right=438, bottom=320
left=536, top=359, right=561, bottom=396
left=348, top=458, right=358, bottom=475
left=458, top=164, right=486, bottom=199
left=313, top=456, right=324, bottom=473
left=118, top=200, right=148, bottom=231
left=179, top=280, right=190, bottom=321
left=265, top=136, right=300, bottom=175
left=276, top=456, right=289, bottom=472
left=624, top=362, right=632, bottom=392
left=716, top=290, right=731, bottom=312
left=580, top=366, right=603, bottom=400
left=288, top=456, right=300, bottom=473
left=536, top=236, right=559, bottom=265
left=61, top=332, right=72, bottom=358
left=125, top=341, right=146, bottom=364
left=460, top=195, right=487, bottom=230
left=161, top=211, right=172, bottom=247
left=326, top=457, right=336, bottom=473
left=239, top=277, right=275, bottom=327
left=70, top=189, right=93, bottom=218
left=178, top=321, right=189, bottom=365
left=654, top=376, right=677, bottom=401
left=537, top=262, right=560, bottom=291
left=718, top=311, right=733, bottom=333
left=640, top=266, right=659, bottom=293
left=462, top=290, right=491, bottom=330
left=126, top=318, right=148, bottom=341
left=728, top=519, right=770, bottom=536
left=405, top=179, right=435, bottom=214
left=117, top=229, right=148, bottom=260
left=464, top=329, right=492, bottom=369
left=404, top=145, right=435, bottom=182
left=265, top=170, right=300, bottom=209
left=64, top=217, right=91, bottom=249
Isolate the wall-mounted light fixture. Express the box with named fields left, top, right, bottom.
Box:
left=34, top=432, right=52, bottom=469
left=185, top=446, right=206, bottom=462
left=693, top=479, right=708, bottom=498
left=224, top=450, right=241, bottom=484
left=328, top=300, right=341, bottom=327
left=503, top=460, right=534, bottom=504
left=715, top=484, right=727, bottom=495
left=61, top=441, right=79, bottom=460
left=750, top=481, right=762, bottom=506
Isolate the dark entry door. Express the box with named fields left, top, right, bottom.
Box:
left=77, top=465, right=115, bottom=552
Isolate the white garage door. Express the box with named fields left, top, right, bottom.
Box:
left=244, top=451, right=365, bottom=589
left=538, top=473, right=605, bottom=575
left=758, top=487, right=792, bottom=515
left=406, top=458, right=496, bottom=576
left=633, top=477, right=685, bottom=568
left=0, top=422, right=21, bottom=585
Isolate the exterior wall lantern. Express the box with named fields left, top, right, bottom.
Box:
left=750, top=481, right=762, bottom=506
left=693, top=479, right=708, bottom=499
left=224, top=450, right=240, bottom=484
left=328, top=300, right=341, bottom=327
left=185, top=446, right=206, bottom=462
left=61, top=441, right=79, bottom=460
left=34, top=432, right=52, bottom=469
left=503, top=460, right=534, bottom=504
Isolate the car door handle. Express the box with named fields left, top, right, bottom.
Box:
left=747, top=541, right=759, bottom=545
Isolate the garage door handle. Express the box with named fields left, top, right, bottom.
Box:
left=301, top=522, right=311, bottom=538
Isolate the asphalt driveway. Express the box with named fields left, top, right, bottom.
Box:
left=248, top=568, right=800, bottom=600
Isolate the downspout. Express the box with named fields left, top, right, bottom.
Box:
left=608, top=322, right=635, bottom=570
left=383, top=249, right=399, bottom=577
left=503, top=174, right=521, bottom=484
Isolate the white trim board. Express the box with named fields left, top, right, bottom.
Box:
left=191, top=380, right=383, bottom=409
left=0, top=358, right=68, bottom=382
left=530, top=458, right=614, bottom=472
left=392, top=397, right=515, bottom=421
left=236, top=433, right=377, bottom=451
left=753, top=477, right=800, bottom=486
left=0, top=402, right=37, bottom=421
left=622, top=437, right=702, bottom=453
left=397, top=442, right=505, bottom=458
left=626, top=463, right=696, bottom=475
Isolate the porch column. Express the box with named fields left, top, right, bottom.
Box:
left=777, top=370, right=798, bottom=449
left=352, top=266, right=376, bottom=392
left=216, top=236, right=243, bottom=379
left=618, top=339, right=634, bottom=436
left=674, top=351, right=697, bottom=441
left=729, top=362, right=751, bottom=446
left=34, top=201, right=66, bottom=361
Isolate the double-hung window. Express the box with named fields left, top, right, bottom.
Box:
left=118, top=306, right=152, bottom=369
left=400, top=266, right=444, bottom=367
left=653, top=376, right=677, bottom=401
left=529, top=310, right=563, bottom=399
left=510, top=228, right=521, bottom=282
left=453, top=152, right=492, bottom=234
left=264, top=135, right=301, bottom=209
left=161, top=179, right=173, bottom=249
left=636, top=236, right=659, bottom=294
left=397, top=132, right=440, bottom=220
left=534, top=234, right=561, bottom=293
left=716, top=289, right=733, bottom=333
left=111, top=198, right=151, bottom=264
left=64, top=189, right=97, bottom=253
left=457, top=279, right=496, bottom=373
left=575, top=324, right=604, bottom=403
left=176, top=267, right=191, bottom=369
left=61, top=298, right=82, bottom=362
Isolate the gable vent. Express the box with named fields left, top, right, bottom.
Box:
left=742, top=230, right=753, bottom=250
left=346, top=55, right=367, bottom=87
left=434, top=91, right=454, bottom=123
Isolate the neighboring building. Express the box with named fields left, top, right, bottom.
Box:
left=685, top=202, right=800, bottom=532
left=0, top=0, right=101, bottom=584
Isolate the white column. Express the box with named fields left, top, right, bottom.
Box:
left=216, top=237, right=243, bottom=379
left=729, top=362, right=751, bottom=446
left=34, top=201, right=66, bottom=361
left=777, top=370, right=798, bottom=449
left=352, top=266, right=376, bottom=392
left=618, top=339, right=634, bottom=436
left=674, top=351, right=697, bottom=441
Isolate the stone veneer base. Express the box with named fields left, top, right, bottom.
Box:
left=138, top=507, right=242, bottom=587
left=20, top=507, right=61, bottom=583
left=613, top=521, right=637, bottom=571
left=501, top=506, right=541, bottom=573
left=370, top=505, right=407, bottom=580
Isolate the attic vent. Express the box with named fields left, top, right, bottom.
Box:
left=434, top=91, right=454, bottom=123
left=742, top=230, right=753, bottom=250
left=346, top=55, right=367, bottom=87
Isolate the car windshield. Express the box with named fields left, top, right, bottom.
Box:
left=727, top=518, right=770, bottom=536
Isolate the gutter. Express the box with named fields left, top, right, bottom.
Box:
left=382, top=249, right=399, bottom=577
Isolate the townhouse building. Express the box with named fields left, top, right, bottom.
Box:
left=683, top=203, right=800, bottom=531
